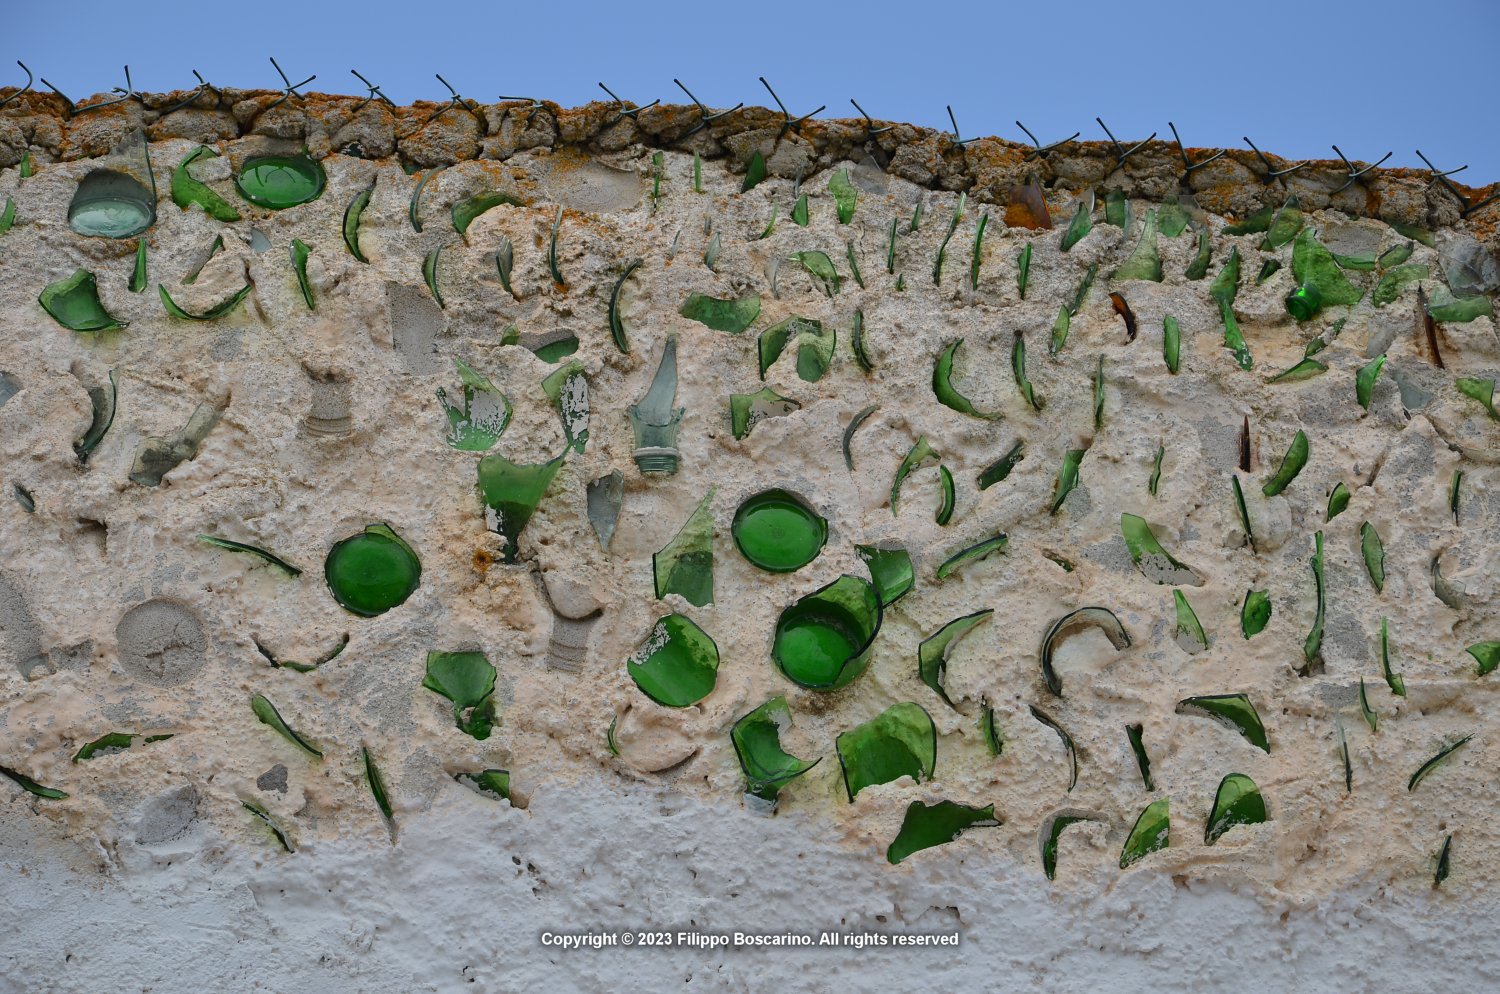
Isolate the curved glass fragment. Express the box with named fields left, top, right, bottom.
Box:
left=323, top=523, right=421, bottom=617
left=477, top=451, right=566, bottom=563
left=627, top=614, right=720, bottom=708
left=835, top=702, right=936, bottom=800
left=235, top=154, right=326, bottom=209
left=729, top=386, right=799, bottom=440
left=855, top=544, right=914, bottom=606
left=1205, top=773, right=1268, bottom=844
left=171, top=146, right=240, bottom=222
left=541, top=360, right=589, bottom=454
left=680, top=293, right=761, bottom=333
left=1175, top=694, right=1269, bottom=752
left=653, top=491, right=714, bottom=607
left=39, top=270, right=125, bottom=332
left=732, top=490, right=826, bottom=573
left=1039, top=607, right=1130, bottom=697
left=423, top=651, right=497, bottom=739
left=1120, top=798, right=1170, bottom=868
left=887, top=800, right=998, bottom=864
left=918, top=609, right=992, bottom=709
left=731, top=696, right=819, bottom=805
left=759, top=316, right=835, bottom=382
left=773, top=575, right=882, bottom=691
left=437, top=359, right=512, bottom=451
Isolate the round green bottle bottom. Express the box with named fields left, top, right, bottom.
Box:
left=324, top=527, right=421, bottom=617
left=773, top=605, right=864, bottom=689
left=1285, top=284, right=1322, bottom=321
left=732, top=491, right=826, bottom=573
left=68, top=197, right=154, bottom=239
left=236, top=156, right=327, bottom=209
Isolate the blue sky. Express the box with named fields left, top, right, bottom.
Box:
left=11, top=0, right=1498, bottom=183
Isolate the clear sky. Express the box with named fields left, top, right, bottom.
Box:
left=10, top=0, right=1498, bottom=184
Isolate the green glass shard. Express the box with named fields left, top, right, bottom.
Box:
left=846, top=404, right=876, bottom=470
left=586, top=470, right=623, bottom=551
left=1029, top=705, right=1079, bottom=791
left=1261, top=196, right=1302, bottom=250
left=40, top=270, right=126, bottom=332
left=159, top=281, right=252, bottom=321
left=452, top=191, right=521, bottom=235
left=251, top=693, right=323, bottom=758
left=235, top=154, right=326, bottom=209
left=1378, top=242, right=1414, bottom=269
left=703, top=231, right=721, bottom=272
left=1290, top=228, right=1362, bottom=316
left=1262, top=430, right=1308, bottom=496
left=423, top=651, right=497, bottom=739
left=741, top=151, right=766, bottom=192
left=773, top=574, right=883, bottom=691
left=1176, top=694, right=1269, bottom=752
left=979, top=699, right=1004, bottom=757
left=933, top=339, right=1001, bottom=419
left=829, top=169, right=857, bottom=224
left=1390, top=221, right=1435, bottom=247
left=628, top=614, right=720, bottom=708
left=128, top=401, right=220, bottom=487
left=1466, top=642, right=1500, bottom=676
left=170, top=146, right=241, bottom=222
left=1304, top=531, right=1326, bottom=668
left=1379, top=616, right=1405, bottom=696
left=1326, top=483, right=1350, bottom=521
left=409, top=167, right=441, bottom=231
left=835, top=702, right=936, bottom=800
left=343, top=186, right=371, bottom=263
left=129, top=239, right=147, bottom=293
left=1436, top=834, right=1453, bottom=887
left=1450, top=470, right=1464, bottom=523
left=732, top=490, right=826, bottom=573
left=692, top=152, right=702, bottom=193
left=1361, top=521, right=1386, bottom=593
left=289, top=239, right=314, bottom=309
left=1338, top=721, right=1353, bottom=792
left=891, top=436, right=940, bottom=514
left=978, top=440, right=1025, bottom=490
left=1104, top=188, right=1129, bottom=228
left=541, top=361, right=589, bottom=454
left=851, top=309, right=874, bottom=372
left=1408, top=735, right=1472, bottom=791
left=918, top=609, right=993, bottom=709
left=1094, top=355, right=1106, bottom=427
left=649, top=152, right=664, bottom=211
left=935, top=533, right=1008, bottom=580
left=1069, top=262, right=1097, bottom=317
left=732, top=696, right=820, bottom=804
left=629, top=337, right=684, bottom=474
left=932, top=191, right=965, bottom=285
left=1456, top=377, right=1499, bottom=419
left=1356, top=354, right=1389, bottom=411
left=970, top=212, right=989, bottom=291
left=608, top=258, right=642, bottom=353
left=0, top=765, right=67, bottom=800
left=653, top=491, right=715, bottom=606
left=1360, top=677, right=1378, bottom=732
left=855, top=544, right=914, bottom=607
left=1012, top=332, right=1043, bottom=411
left=73, top=732, right=172, bottom=763
left=1232, top=475, right=1255, bottom=553
left=422, top=246, right=445, bottom=309
left=1114, top=209, right=1162, bottom=282
left=1185, top=225, right=1212, bottom=280
left=495, top=236, right=516, bottom=299
left=362, top=747, right=392, bottom=821
left=1127, top=724, right=1154, bottom=790
left=730, top=386, right=800, bottom=440
left=255, top=633, right=348, bottom=673
left=1373, top=263, right=1429, bottom=306
left=200, top=535, right=301, bottom=576
left=758, top=316, right=834, bottom=382
left=1121, top=513, right=1202, bottom=585
left=887, top=800, right=998, bottom=864
left=1060, top=191, right=1093, bottom=252
left=788, top=250, right=839, bottom=297
left=1162, top=315, right=1181, bottom=373
left=1205, top=773, right=1267, bottom=844
left=1043, top=815, right=1092, bottom=880
left=74, top=368, right=117, bottom=464
left=1256, top=258, right=1282, bottom=285
left=530, top=335, right=578, bottom=364
left=1173, top=589, right=1209, bottom=653
left=243, top=800, right=294, bottom=852
left=1049, top=306, right=1071, bottom=355
left=547, top=206, right=565, bottom=286
left=1241, top=589, right=1271, bottom=639
left=0, top=197, right=15, bottom=234
left=1158, top=198, right=1191, bottom=237
left=437, top=359, right=512, bottom=451
left=1050, top=448, right=1085, bottom=515
left=1267, top=356, right=1328, bottom=382
left=792, top=192, right=809, bottom=227
left=1426, top=291, right=1494, bottom=323
left=1149, top=444, right=1165, bottom=497
left=1017, top=242, right=1032, bottom=299
left=324, top=523, right=422, bottom=616
left=1210, top=247, right=1241, bottom=309
left=1225, top=205, right=1274, bottom=235
left=1039, top=607, right=1130, bottom=697
left=680, top=292, right=761, bottom=333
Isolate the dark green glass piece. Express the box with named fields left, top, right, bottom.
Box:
left=1176, top=694, right=1269, bottom=752
left=729, top=386, right=799, bottom=440
left=773, top=575, right=882, bottom=692
left=171, top=146, right=241, bottom=222
left=0, top=765, right=67, bottom=800
left=324, top=523, right=422, bottom=617
left=1043, top=815, right=1092, bottom=880
left=653, top=491, right=714, bottom=606
left=235, top=155, right=326, bottom=209
left=1120, top=513, right=1202, bottom=585
left=478, top=452, right=566, bottom=563
left=74, top=367, right=117, bottom=463
left=732, top=490, right=826, bottom=573
left=343, top=186, right=371, bottom=262
left=1204, top=773, right=1267, bottom=844
left=835, top=702, right=936, bottom=800
left=1120, top=798, right=1170, bottom=868
left=1114, top=209, right=1162, bottom=282
left=627, top=614, right=720, bottom=708
left=159, top=282, right=253, bottom=321
left=978, top=440, right=1025, bottom=490
left=129, top=239, right=147, bottom=293
left=855, top=544, right=914, bottom=606
left=918, top=609, right=992, bottom=709
left=1241, top=589, right=1271, bottom=638
left=680, top=293, right=761, bottom=333
left=933, top=338, right=1002, bottom=419
left=887, top=800, right=997, bottom=864
left=290, top=239, right=314, bottom=309
left=423, top=651, right=497, bottom=739
left=452, top=191, right=522, bottom=235
left=250, top=694, right=322, bottom=758
left=39, top=270, right=125, bottom=332
left=1039, top=607, right=1130, bottom=697
left=732, top=696, right=820, bottom=804
left=935, top=533, right=1008, bottom=580
left=437, top=359, right=512, bottom=451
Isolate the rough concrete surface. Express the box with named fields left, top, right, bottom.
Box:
left=1, top=90, right=1499, bottom=993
